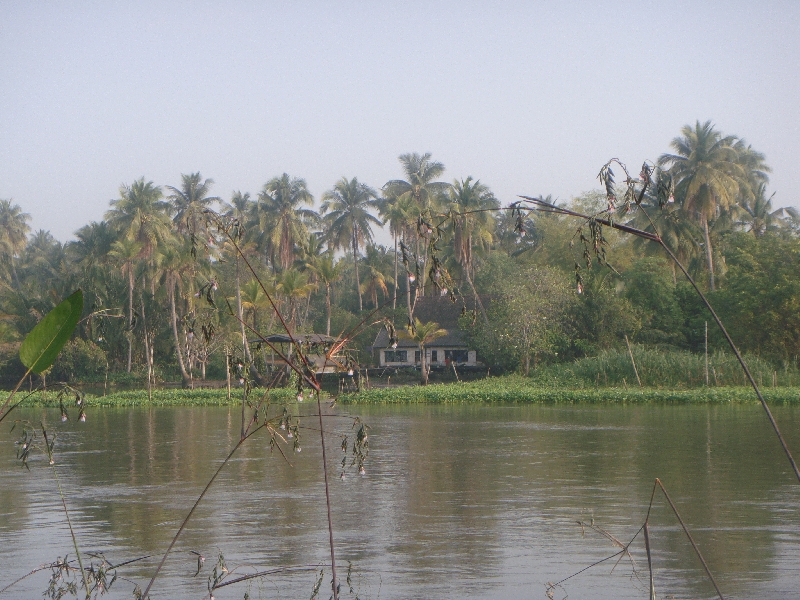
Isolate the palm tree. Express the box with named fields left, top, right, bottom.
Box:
left=360, top=245, right=394, bottom=309
left=108, top=237, right=143, bottom=372
left=240, top=277, right=274, bottom=334
left=276, top=269, right=316, bottom=331
left=0, top=199, right=31, bottom=289
left=447, top=177, right=498, bottom=321
left=399, top=318, right=447, bottom=385
left=378, top=193, right=416, bottom=309
left=736, top=183, right=795, bottom=237
left=221, top=191, right=259, bottom=366
left=321, top=177, right=381, bottom=311
left=658, top=121, right=747, bottom=291
left=257, top=174, right=317, bottom=271
left=154, top=236, right=198, bottom=386
left=308, top=253, right=344, bottom=336
left=384, top=153, right=450, bottom=209
left=383, top=153, right=451, bottom=296
left=627, top=195, right=702, bottom=284
left=166, top=172, right=221, bottom=237
left=106, top=178, right=172, bottom=259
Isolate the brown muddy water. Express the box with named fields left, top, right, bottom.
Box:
left=1, top=403, right=799, bottom=599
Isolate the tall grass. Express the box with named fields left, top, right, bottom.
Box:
left=532, top=347, right=799, bottom=389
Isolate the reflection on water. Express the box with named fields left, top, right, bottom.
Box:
left=1, top=403, right=799, bottom=599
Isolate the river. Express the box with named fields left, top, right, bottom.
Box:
left=1, top=403, right=798, bottom=599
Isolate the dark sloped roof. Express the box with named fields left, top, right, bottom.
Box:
left=372, top=295, right=489, bottom=349
left=250, top=333, right=338, bottom=345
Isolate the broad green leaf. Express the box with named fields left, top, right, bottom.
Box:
left=19, top=289, right=83, bottom=374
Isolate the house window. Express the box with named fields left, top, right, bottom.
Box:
left=431, top=350, right=438, bottom=363
left=414, top=350, right=421, bottom=363
left=445, top=349, right=469, bottom=363
left=384, top=350, right=407, bottom=363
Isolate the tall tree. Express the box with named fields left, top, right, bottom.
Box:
left=384, top=153, right=451, bottom=299
left=257, top=174, right=316, bottom=271
left=308, top=253, right=344, bottom=336
left=321, top=177, right=381, bottom=311
left=360, top=245, right=394, bottom=309
left=658, top=121, right=746, bottom=291
left=447, top=177, right=498, bottom=321
left=166, top=172, right=221, bottom=238
left=108, top=237, right=142, bottom=372
left=0, top=199, right=31, bottom=289
left=378, top=193, right=416, bottom=309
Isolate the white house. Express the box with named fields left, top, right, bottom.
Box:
left=372, top=296, right=483, bottom=368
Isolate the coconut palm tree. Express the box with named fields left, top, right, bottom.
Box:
left=321, top=177, right=381, bottom=311
left=257, top=174, right=317, bottom=271
left=276, top=269, right=316, bottom=330
left=658, top=121, right=745, bottom=290
left=0, top=199, right=31, bottom=289
left=399, top=318, right=447, bottom=385
left=154, top=236, right=198, bottom=386
left=221, top=191, right=260, bottom=365
left=166, top=172, right=221, bottom=237
left=383, top=153, right=451, bottom=295
left=384, top=153, right=450, bottom=209
left=447, top=177, right=498, bottom=321
left=736, top=183, right=797, bottom=237
left=378, top=193, right=417, bottom=309
left=108, top=237, right=143, bottom=372
left=360, top=245, right=395, bottom=309
left=308, top=253, right=344, bottom=336
left=106, top=178, right=172, bottom=260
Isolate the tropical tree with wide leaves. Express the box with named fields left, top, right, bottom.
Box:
left=359, top=245, right=394, bottom=309
left=658, top=121, right=747, bottom=291
left=378, top=193, right=417, bottom=309
left=447, top=177, right=498, bottom=321
left=383, top=153, right=451, bottom=297
left=166, top=172, right=221, bottom=239
left=108, top=237, right=143, bottom=372
left=0, top=199, right=31, bottom=289
left=321, top=177, right=381, bottom=311
left=257, top=174, right=316, bottom=271
left=308, top=253, right=344, bottom=336
left=736, top=183, right=798, bottom=237
left=276, top=268, right=316, bottom=331
left=399, top=318, right=447, bottom=385
left=106, top=178, right=172, bottom=260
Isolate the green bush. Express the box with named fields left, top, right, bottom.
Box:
left=50, top=339, right=107, bottom=382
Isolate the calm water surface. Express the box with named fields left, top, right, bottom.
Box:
left=1, top=403, right=799, bottom=599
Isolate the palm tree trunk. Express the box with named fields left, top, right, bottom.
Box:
left=420, top=344, right=428, bottom=385
left=392, top=235, right=398, bottom=310
left=127, top=267, right=134, bottom=373
left=140, top=291, right=152, bottom=399
left=169, top=277, right=191, bottom=387
left=703, top=217, right=715, bottom=291
left=353, top=228, right=363, bottom=311
left=325, top=282, right=332, bottom=336
left=463, top=262, right=489, bottom=325
left=235, top=257, right=252, bottom=364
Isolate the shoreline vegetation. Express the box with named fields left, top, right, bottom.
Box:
left=10, top=376, right=800, bottom=408
left=10, top=348, right=800, bottom=408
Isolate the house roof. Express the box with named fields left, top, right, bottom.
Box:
left=372, top=295, right=488, bottom=349
left=250, top=333, right=338, bottom=345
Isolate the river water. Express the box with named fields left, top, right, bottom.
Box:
left=1, top=403, right=799, bottom=599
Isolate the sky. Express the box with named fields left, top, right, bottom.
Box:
left=2, top=1, right=799, bottom=243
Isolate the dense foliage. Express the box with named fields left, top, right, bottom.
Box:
left=1, top=122, right=799, bottom=388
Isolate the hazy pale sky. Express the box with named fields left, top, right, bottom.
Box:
left=2, top=1, right=799, bottom=242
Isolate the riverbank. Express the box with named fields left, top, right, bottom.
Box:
left=6, top=376, right=800, bottom=407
